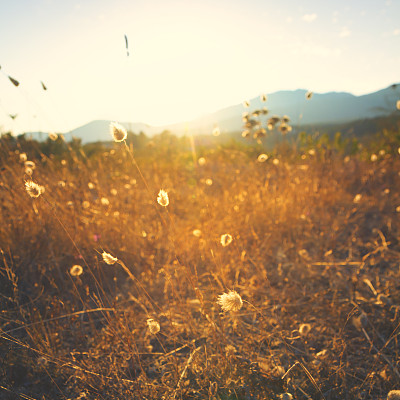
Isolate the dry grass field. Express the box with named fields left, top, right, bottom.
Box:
left=1, top=128, right=400, bottom=399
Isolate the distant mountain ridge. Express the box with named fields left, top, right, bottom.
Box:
left=25, top=84, right=400, bottom=143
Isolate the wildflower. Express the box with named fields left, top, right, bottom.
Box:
left=192, top=229, right=202, bottom=237
left=205, top=178, right=213, bottom=186
left=24, top=160, right=36, bottom=169
left=281, top=115, right=290, bottom=123
left=370, top=154, right=378, bottom=162
left=388, top=391, right=400, bottom=400
left=19, top=153, right=27, bottom=162
left=25, top=181, right=44, bottom=198
left=110, top=188, right=117, bottom=196
left=147, top=318, right=160, bottom=334
left=157, top=189, right=169, bottom=207
left=101, top=197, right=110, bottom=206
left=353, top=194, right=362, bottom=203
left=61, top=159, right=67, bottom=166
left=241, top=130, right=250, bottom=138
left=49, top=132, right=58, bottom=141
left=299, top=323, right=312, bottom=336
left=379, top=149, right=386, bottom=156
left=88, top=182, right=95, bottom=189
left=257, top=154, right=268, bottom=162
left=217, top=290, right=243, bottom=312
left=305, top=91, right=313, bottom=100
left=308, top=148, right=316, bottom=156
left=198, top=157, right=206, bottom=166
left=110, top=122, right=127, bottom=142
left=212, top=126, right=220, bottom=136
left=220, top=233, right=233, bottom=247
left=102, top=251, right=118, bottom=265
left=70, top=265, right=83, bottom=276
left=272, top=158, right=280, bottom=165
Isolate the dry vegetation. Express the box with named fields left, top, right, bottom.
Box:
left=1, top=128, right=400, bottom=399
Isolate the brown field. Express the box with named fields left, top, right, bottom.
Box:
left=1, top=132, right=400, bottom=399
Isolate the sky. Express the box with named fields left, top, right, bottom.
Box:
left=0, top=0, right=399, bottom=135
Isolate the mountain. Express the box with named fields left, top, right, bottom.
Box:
left=23, top=84, right=400, bottom=143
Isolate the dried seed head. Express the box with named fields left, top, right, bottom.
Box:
left=147, top=318, right=160, bottom=334
left=212, top=126, right=220, bottom=136
left=110, top=122, right=127, bottom=142
left=49, top=132, right=58, bottom=141
left=217, top=290, right=243, bottom=312
left=70, top=265, right=83, bottom=276
left=25, top=167, right=33, bottom=176
left=261, top=93, right=267, bottom=102
left=157, top=189, right=169, bottom=207
left=370, top=154, right=378, bottom=162
left=101, top=197, right=110, bottom=206
left=306, top=91, right=313, bottom=100
left=19, top=153, right=27, bottom=162
left=353, top=194, right=362, bottom=204
left=25, top=180, right=44, bottom=198
left=257, top=154, right=268, bottom=162
left=88, top=182, right=95, bottom=189
left=82, top=201, right=90, bottom=209
left=388, top=391, right=400, bottom=400
left=192, top=229, right=202, bottom=237
left=272, top=158, right=280, bottom=166
left=243, top=100, right=250, bottom=107
left=299, top=323, right=312, bottom=336
left=280, top=393, right=293, bottom=400
left=24, top=160, right=36, bottom=169
left=58, top=180, right=66, bottom=188
left=102, top=251, right=118, bottom=265
left=198, top=157, right=206, bottom=166
left=396, top=100, right=400, bottom=111
left=205, top=178, right=213, bottom=186
left=220, top=233, right=233, bottom=247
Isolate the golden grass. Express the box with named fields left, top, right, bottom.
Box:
left=0, top=135, right=400, bottom=399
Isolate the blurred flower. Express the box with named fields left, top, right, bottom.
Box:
left=306, top=91, right=313, bottom=100
left=353, top=194, right=362, bottom=203
left=19, top=153, right=27, bottom=162
left=220, top=233, right=233, bottom=247
left=272, top=158, right=280, bottom=165
left=157, top=189, right=169, bottom=207
left=205, top=178, right=213, bottom=186
left=101, top=197, right=110, bottom=206
left=147, top=318, right=160, bottom=334
left=25, top=181, right=44, bottom=198
left=25, top=167, right=33, bottom=176
left=370, top=154, right=378, bottom=162
left=110, top=188, right=118, bottom=196
left=58, top=180, right=66, bottom=188
left=82, top=201, right=90, bottom=209
left=49, top=132, right=58, bottom=141
left=102, top=251, right=118, bottom=265
left=257, top=154, right=268, bottom=162
left=261, top=93, right=267, bottom=102
left=243, top=100, right=250, bottom=107
left=24, top=161, right=36, bottom=169
left=110, top=122, right=127, bottom=142
left=217, top=290, right=243, bottom=312
left=396, top=100, right=400, bottom=110
left=88, top=182, right=95, bottom=189
left=198, top=157, right=206, bottom=166
left=212, top=126, right=220, bottom=136
left=70, top=265, right=83, bottom=276
left=299, top=323, right=312, bottom=336
left=192, top=229, right=202, bottom=237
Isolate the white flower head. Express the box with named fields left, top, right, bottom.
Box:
left=110, top=122, right=127, bottom=142
left=220, top=233, right=233, bottom=247
left=146, top=318, right=160, bottom=334
left=217, top=290, right=243, bottom=312
left=102, top=251, right=118, bottom=265
left=157, top=189, right=169, bottom=207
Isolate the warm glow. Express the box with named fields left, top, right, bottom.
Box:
left=1, top=0, right=400, bottom=134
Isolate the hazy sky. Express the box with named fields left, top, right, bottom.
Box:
left=1, top=0, right=399, bottom=134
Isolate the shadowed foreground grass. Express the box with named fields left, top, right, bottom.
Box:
left=1, top=137, right=400, bottom=399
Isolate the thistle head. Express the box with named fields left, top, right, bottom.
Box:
left=110, top=122, right=127, bottom=142
left=217, top=290, right=243, bottom=312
